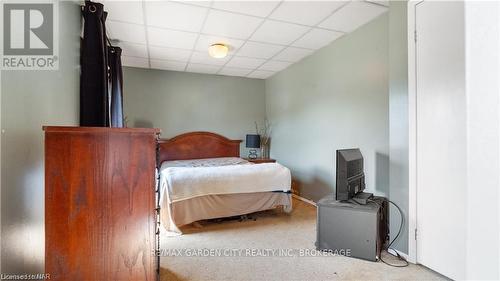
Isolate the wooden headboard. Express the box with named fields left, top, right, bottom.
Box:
left=158, top=131, right=242, bottom=163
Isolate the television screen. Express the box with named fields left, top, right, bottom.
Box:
left=336, top=148, right=365, bottom=201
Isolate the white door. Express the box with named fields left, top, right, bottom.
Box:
left=415, top=1, right=467, bottom=280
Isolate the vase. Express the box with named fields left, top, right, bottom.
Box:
left=260, top=145, right=268, bottom=158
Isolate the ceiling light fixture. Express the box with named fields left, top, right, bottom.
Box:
left=208, top=43, right=229, bottom=58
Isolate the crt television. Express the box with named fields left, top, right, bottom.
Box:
left=336, top=148, right=365, bottom=201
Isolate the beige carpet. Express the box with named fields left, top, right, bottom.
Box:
left=160, top=199, right=445, bottom=281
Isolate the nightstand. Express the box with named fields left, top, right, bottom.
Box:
left=244, top=158, right=276, bottom=164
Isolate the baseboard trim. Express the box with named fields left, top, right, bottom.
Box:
left=292, top=194, right=316, bottom=207
left=387, top=248, right=411, bottom=262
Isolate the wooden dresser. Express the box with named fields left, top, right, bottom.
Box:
left=44, top=126, right=160, bottom=281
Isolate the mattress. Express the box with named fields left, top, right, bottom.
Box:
left=159, top=157, right=291, bottom=202
left=159, top=157, right=292, bottom=233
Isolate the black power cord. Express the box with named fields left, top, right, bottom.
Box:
left=368, top=199, right=409, bottom=267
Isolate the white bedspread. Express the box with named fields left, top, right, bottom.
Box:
left=159, top=158, right=291, bottom=202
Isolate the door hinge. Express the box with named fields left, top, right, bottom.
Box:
left=414, top=30, right=417, bottom=43
left=414, top=228, right=418, bottom=240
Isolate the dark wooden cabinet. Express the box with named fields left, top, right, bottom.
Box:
left=44, top=126, right=160, bottom=281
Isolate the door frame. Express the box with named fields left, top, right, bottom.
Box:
left=406, top=0, right=422, bottom=264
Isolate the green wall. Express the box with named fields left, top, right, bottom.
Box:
left=1, top=1, right=81, bottom=273
left=265, top=13, right=390, bottom=202
left=388, top=1, right=409, bottom=254
left=123, top=68, right=266, bottom=154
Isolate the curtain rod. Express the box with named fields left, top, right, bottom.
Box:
left=80, top=2, right=116, bottom=49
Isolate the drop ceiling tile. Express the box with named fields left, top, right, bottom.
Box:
left=187, top=63, right=221, bottom=74
left=149, top=46, right=192, bottom=61
left=148, top=27, right=198, bottom=49
left=237, top=41, right=284, bottom=59
left=150, top=59, right=187, bottom=71
left=104, top=0, right=144, bottom=25
left=108, top=0, right=389, bottom=77
left=171, top=0, right=212, bottom=8
left=145, top=1, right=207, bottom=32
left=269, top=1, right=346, bottom=26
left=365, top=0, right=389, bottom=7
left=190, top=51, right=232, bottom=66
left=250, top=20, right=309, bottom=45
left=226, top=57, right=266, bottom=69
left=118, top=42, right=148, bottom=58
left=318, top=1, right=387, bottom=33
left=219, top=67, right=253, bottom=77
left=292, top=28, right=344, bottom=50
left=259, top=60, right=292, bottom=72
left=107, top=21, right=146, bottom=44
left=212, top=1, right=280, bottom=17
left=195, top=34, right=245, bottom=53
left=247, top=70, right=275, bottom=79
left=273, top=47, right=314, bottom=62
left=122, top=56, right=149, bottom=68
left=202, top=9, right=263, bottom=39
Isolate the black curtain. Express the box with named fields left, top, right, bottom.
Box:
left=80, top=1, right=108, bottom=126
left=80, top=1, right=124, bottom=127
left=108, top=46, right=124, bottom=128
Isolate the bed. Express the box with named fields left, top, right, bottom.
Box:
left=158, top=132, right=292, bottom=233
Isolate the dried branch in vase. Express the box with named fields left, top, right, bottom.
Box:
left=255, top=119, right=272, bottom=148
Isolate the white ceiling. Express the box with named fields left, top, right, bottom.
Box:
left=103, top=0, right=388, bottom=79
